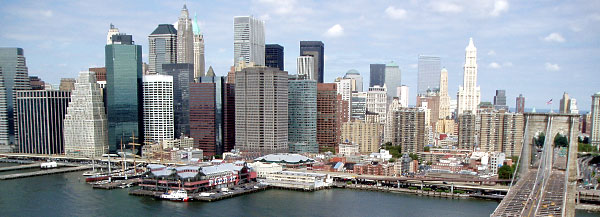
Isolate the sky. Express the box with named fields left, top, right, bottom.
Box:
left=0, top=0, right=598, bottom=111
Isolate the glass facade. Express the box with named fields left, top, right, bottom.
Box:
left=384, top=62, right=401, bottom=99
left=369, top=64, right=385, bottom=87
left=288, top=78, right=318, bottom=153
left=105, top=41, right=143, bottom=152
left=162, top=63, right=194, bottom=137
left=265, top=44, right=284, bottom=71
left=417, top=55, right=441, bottom=95
left=190, top=76, right=232, bottom=156
left=0, top=48, right=31, bottom=146
left=300, top=41, right=324, bottom=83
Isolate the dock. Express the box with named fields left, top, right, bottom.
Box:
left=0, top=165, right=91, bottom=180
left=340, top=184, right=470, bottom=199
left=129, top=182, right=270, bottom=202
left=0, top=163, right=41, bottom=172
left=92, top=178, right=142, bottom=190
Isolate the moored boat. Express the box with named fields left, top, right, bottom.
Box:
left=160, top=189, right=190, bottom=202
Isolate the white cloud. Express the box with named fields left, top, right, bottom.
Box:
left=487, top=50, right=496, bottom=56
left=324, top=24, right=344, bottom=38
left=259, top=14, right=271, bottom=21
left=257, top=0, right=295, bottom=15
left=41, top=10, right=53, bottom=18
left=385, top=6, right=407, bottom=20
left=545, top=62, right=560, bottom=71
left=503, top=62, right=513, bottom=67
left=543, top=32, right=565, bottom=43
left=489, top=62, right=501, bottom=69
left=490, top=0, right=509, bottom=16
left=430, top=1, right=463, bottom=13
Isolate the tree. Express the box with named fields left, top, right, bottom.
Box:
left=498, top=165, right=514, bottom=179
left=535, top=133, right=545, bottom=147
left=409, top=153, right=419, bottom=162
left=424, top=146, right=430, bottom=152
left=383, top=144, right=401, bottom=158
left=388, top=158, right=396, bottom=163
left=554, top=134, right=568, bottom=147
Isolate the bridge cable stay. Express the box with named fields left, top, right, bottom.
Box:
left=521, top=116, right=552, bottom=216
left=561, top=117, right=576, bottom=217
left=509, top=115, right=529, bottom=189
left=533, top=116, right=553, bottom=216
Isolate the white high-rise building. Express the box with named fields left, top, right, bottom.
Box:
left=384, top=62, right=401, bottom=99
left=336, top=77, right=353, bottom=119
left=569, top=98, right=579, bottom=114
left=457, top=38, right=481, bottom=115
left=106, top=24, right=120, bottom=45
left=397, top=85, right=409, bottom=107
left=143, top=75, right=174, bottom=143
left=367, top=85, right=387, bottom=124
left=64, top=71, right=108, bottom=157
left=591, top=93, right=600, bottom=147
left=439, top=68, right=451, bottom=119
left=234, top=16, right=265, bottom=66
left=192, top=14, right=205, bottom=78
left=177, top=4, right=194, bottom=64
left=297, top=56, right=315, bottom=80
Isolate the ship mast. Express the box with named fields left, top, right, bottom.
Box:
left=129, top=131, right=142, bottom=176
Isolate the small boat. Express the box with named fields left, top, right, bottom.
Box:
left=160, top=189, right=190, bottom=202
left=85, top=174, right=111, bottom=182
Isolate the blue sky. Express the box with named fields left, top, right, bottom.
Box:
left=0, top=0, right=598, bottom=110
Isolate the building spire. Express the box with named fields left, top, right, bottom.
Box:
left=192, top=13, right=201, bottom=35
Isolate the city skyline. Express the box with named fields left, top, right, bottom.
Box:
left=0, top=0, right=599, bottom=110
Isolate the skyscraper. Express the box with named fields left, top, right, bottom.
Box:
left=366, top=85, right=387, bottom=124
left=384, top=61, right=401, bottom=99
left=317, top=83, right=343, bottom=153
left=300, top=41, right=324, bottom=83
left=559, top=92, right=570, bottom=114
left=341, top=119, right=382, bottom=154
left=494, top=90, right=508, bottom=111
left=148, top=24, right=177, bottom=74
left=234, top=16, right=265, bottom=66
left=387, top=107, right=428, bottom=154
left=177, top=4, right=194, bottom=64
left=143, top=74, right=174, bottom=143
left=516, top=94, right=525, bottom=113
left=106, top=24, right=120, bottom=45
left=343, top=69, right=363, bottom=92
left=457, top=38, right=481, bottom=115
left=297, top=56, right=315, bottom=80
left=17, top=90, right=70, bottom=154
left=192, top=14, right=205, bottom=78
left=288, top=77, right=318, bottom=153
left=29, top=76, right=45, bottom=90
left=59, top=78, right=76, bottom=91
left=190, top=76, right=233, bottom=156
left=89, top=67, right=107, bottom=81
left=351, top=92, right=367, bottom=120
left=162, top=63, right=194, bottom=137
left=458, top=111, right=480, bottom=150
left=439, top=68, right=451, bottom=119
left=265, top=44, right=284, bottom=71
left=235, top=67, right=288, bottom=154
left=369, top=64, right=385, bottom=87
left=417, top=55, right=441, bottom=95
left=64, top=71, right=108, bottom=158
left=0, top=48, right=31, bottom=149
left=591, top=92, right=600, bottom=148
left=397, top=85, right=409, bottom=107
left=106, top=34, right=144, bottom=152
left=335, top=77, right=353, bottom=120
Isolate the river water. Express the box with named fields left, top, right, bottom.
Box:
left=0, top=163, right=596, bottom=216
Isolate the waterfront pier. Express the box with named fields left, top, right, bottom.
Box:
left=0, top=164, right=92, bottom=180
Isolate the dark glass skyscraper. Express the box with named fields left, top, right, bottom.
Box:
left=162, top=63, right=194, bottom=137
left=494, top=89, right=508, bottom=110
left=300, top=41, right=324, bottom=83
left=369, top=64, right=385, bottom=87
left=265, top=44, right=284, bottom=71
left=190, top=76, right=235, bottom=156
left=105, top=35, right=144, bottom=152
left=288, top=76, right=318, bottom=153
left=0, top=48, right=31, bottom=148
left=17, top=90, right=70, bottom=154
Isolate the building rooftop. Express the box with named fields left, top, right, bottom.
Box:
left=151, top=24, right=177, bottom=35
left=255, top=153, right=315, bottom=164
